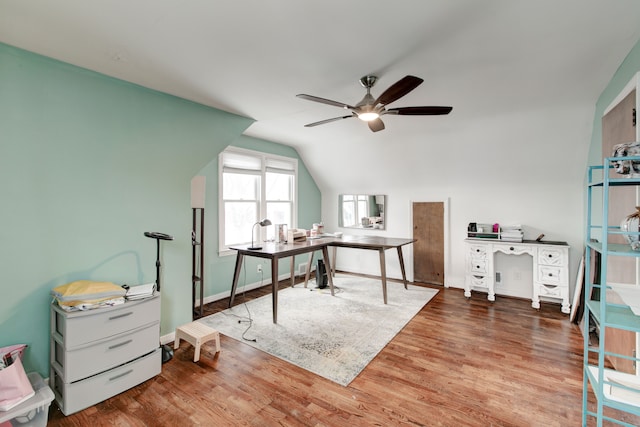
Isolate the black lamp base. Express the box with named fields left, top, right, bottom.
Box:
left=247, top=246, right=262, bottom=250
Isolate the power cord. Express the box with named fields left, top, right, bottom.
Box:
left=229, top=260, right=261, bottom=342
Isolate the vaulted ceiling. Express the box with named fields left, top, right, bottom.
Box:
left=2, top=0, right=640, bottom=192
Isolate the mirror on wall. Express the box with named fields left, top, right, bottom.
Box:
left=338, top=194, right=386, bottom=229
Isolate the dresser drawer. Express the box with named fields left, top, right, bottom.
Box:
left=493, top=243, right=533, bottom=256
left=53, top=321, right=160, bottom=383
left=52, top=347, right=161, bottom=416
left=537, top=247, right=567, bottom=266
left=468, top=274, right=489, bottom=289
left=469, top=259, right=488, bottom=274
left=537, top=266, right=566, bottom=286
left=536, top=284, right=566, bottom=299
left=468, top=244, right=488, bottom=258
left=52, top=295, right=160, bottom=349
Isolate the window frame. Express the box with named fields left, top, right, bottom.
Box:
left=219, top=147, right=298, bottom=256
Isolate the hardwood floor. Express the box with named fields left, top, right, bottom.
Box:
left=46, top=275, right=633, bottom=426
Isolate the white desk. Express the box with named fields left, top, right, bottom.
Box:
left=464, top=238, right=570, bottom=313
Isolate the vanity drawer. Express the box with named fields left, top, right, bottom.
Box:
left=52, top=347, right=161, bottom=416
left=537, top=266, right=565, bottom=286
left=538, top=247, right=567, bottom=266
left=468, top=244, right=488, bottom=258
left=536, top=284, right=568, bottom=299
left=53, top=321, right=160, bottom=383
left=469, top=259, right=488, bottom=274
left=493, top=243, right=533, bottom=256
left=52, top=295, right=160, bottom=349
left=469, top=274, right=489, bottom=289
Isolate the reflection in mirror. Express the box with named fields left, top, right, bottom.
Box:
left=338, top=194, right=386, bottom=229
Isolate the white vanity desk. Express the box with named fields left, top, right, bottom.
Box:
left=464, top=238, right=570, bottom=313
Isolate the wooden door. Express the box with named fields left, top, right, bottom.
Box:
left=602, top=89, right=637, bottom=373
left=412, top=202, right=444, bottom=285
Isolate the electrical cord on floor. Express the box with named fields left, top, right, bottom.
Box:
left=231, top=261, right=259, bottom=342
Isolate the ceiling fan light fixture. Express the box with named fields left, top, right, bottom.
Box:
left=358, top=111, right=379, bottom=122
left=297, top=74, right=452, bottom=131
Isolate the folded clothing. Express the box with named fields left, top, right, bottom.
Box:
left=52, top=280, right=126, bottom=308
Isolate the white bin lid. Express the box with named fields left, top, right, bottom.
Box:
left=0, top=372, right=54, bottom=423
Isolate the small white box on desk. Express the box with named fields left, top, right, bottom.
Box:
left=0, top=372, right=54, bottom=427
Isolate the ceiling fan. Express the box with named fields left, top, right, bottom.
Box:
left=297, top=75, right=452, bottom=132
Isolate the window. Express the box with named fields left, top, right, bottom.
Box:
left=219, top=147, right=297, bottom=254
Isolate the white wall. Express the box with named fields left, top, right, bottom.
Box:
left=311, top=103, right=591, bottom=301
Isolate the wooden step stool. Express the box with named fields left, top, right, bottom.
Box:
left=174, top=322, right=220, bottom=362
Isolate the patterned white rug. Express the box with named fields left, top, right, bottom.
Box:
left=200, top=275, right=438, bottom=386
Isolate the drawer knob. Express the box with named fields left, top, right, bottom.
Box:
left=476, top=249, right=480, bottom=252
left=510, top=247, right=514, bottom=251
left=476, top=265, right=480, bottom=269
left=548, top=254, right=553, bottom=258
left=548, top=273, right=553, bottom=277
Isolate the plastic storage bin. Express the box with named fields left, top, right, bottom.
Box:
left=0, top=372, right=54, bottom=427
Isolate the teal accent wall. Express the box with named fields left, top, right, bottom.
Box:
left=585, top=39, right=640, bottom=236
left=0, top=42, right=321, bottom=376
left=195, top=135, right=321, bottom=297
left=588, top=39, right=640, bottom=166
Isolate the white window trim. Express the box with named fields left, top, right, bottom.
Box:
left=219, top=146, right=298, bottom=256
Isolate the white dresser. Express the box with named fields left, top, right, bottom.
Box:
left=464, top=239, right=570, bottom=313
left=50, top=294, right=162, bottom=415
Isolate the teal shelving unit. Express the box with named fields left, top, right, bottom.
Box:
left=583, top=155, right=640, bottom=426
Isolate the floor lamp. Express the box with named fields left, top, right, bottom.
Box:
left=144, top=231, right=174, bottom=363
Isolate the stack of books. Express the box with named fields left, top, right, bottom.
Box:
left=501, top=225, right=523, bottom=242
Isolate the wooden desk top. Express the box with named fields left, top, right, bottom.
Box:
left=230, top=235, right=416, bottom=258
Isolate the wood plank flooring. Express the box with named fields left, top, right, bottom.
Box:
left=46, top=275, right=633, bottom=426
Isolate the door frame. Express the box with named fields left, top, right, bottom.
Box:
left=408, top=198, right=451, bottom=287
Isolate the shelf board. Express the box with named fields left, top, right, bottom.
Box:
left=586, top=241, right=640, bottom=257
left=590, top=178, right=640, bottom=187
left=586, top=366, right=640, bottom=414
left=587, top=300, right=640, bottom=331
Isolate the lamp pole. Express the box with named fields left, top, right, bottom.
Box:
left=144, top=231, right=174, bottom=363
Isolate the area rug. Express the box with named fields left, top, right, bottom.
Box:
left=199, top=275, right=438, bottom=386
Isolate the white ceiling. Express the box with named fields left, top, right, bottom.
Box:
left=2, top=0, right=640, bottom=193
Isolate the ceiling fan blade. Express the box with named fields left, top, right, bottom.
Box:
left=304, top=115, right=355, bottom=127
left=386, top=106, right=453, bottom=115
left=297, top=94, right=354, bottom=110
left=368, top=118, right=385, bottom=132
left=374, top=75, right=424, bottom=106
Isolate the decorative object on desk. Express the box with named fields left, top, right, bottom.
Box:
left=202, top=275, right=438, bottom=386
left=287, top=228, right=306, bottom=242
left=248, top=219, right=272, bottom=250
left=501, top=224, right=523, bottom=242
left=621, top=207, right=640, bottom=251
left=275, top=224, right=288, bottom=243
left=611, top=141, right=640, bottom=177
left=313, top=222, right=324, bottom=235
left=144, top=231, right=174, bottom=363
left=467, top=222, right=501, bottom=239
